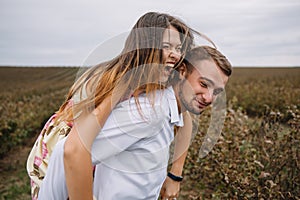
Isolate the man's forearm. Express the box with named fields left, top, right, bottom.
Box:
left=171, top=111, right=192, bottom=175
left=170, top=150, right=188, bottom=176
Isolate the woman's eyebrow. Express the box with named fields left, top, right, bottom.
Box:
left=162, top=41, right=182, bottom=46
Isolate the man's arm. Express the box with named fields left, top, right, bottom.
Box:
left=160, top=111, right=193, bottom=199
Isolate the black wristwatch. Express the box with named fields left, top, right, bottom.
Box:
left=167, top=172, right=183, bottom=182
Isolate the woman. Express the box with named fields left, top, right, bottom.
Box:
left=62, top=12, right=194, bottom=200
left=28, top=11, right=208, bottom=199
left=64, top=13, right=193, bottom=199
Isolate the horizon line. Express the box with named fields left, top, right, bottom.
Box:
left=0, top=65, right=299, bottom=68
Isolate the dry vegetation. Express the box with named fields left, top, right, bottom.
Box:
left=181, top=67, right=300, bottom=199
left=0, top=67, right=299, bottom=199
left=0, top=67, right=77, bottom=200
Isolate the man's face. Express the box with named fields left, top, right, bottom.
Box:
left=178, top=59, right=229, bottom=115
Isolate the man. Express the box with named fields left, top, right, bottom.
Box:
left=160, top=45, right=232, bottom=199
left=39, top=46, right=232, bottom=200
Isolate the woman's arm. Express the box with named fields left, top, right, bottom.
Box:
left=64, top=97, right=113, bottom=200
left=160, top=111, right=193, bottom=199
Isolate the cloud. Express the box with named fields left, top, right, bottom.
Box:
left=0, top=0, right=299, bottom=66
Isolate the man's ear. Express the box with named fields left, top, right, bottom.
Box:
left=177, top=63, right=187, bottom=80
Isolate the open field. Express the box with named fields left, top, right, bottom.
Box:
left=0, top=67, right=77, bottom=199
left=0, top=67, right=299, bottom=199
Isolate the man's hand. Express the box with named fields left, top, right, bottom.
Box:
left=160, top=176, right=180, bottom=200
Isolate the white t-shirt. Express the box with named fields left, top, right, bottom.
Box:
left=38, top=86, right=183, bottom=200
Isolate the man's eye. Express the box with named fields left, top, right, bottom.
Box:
left=200, top=82, right=207, bottom=88
left=213, top=88, right=224, bottom=96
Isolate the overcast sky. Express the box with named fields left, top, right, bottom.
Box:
left=1, top=0, right=299, bottom=67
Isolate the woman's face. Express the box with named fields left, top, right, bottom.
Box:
left=160, top=25, right=182, bottom=82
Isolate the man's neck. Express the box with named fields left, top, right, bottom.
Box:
left=172, top=85, right=185, bottom=114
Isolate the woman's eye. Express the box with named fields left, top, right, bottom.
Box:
left=176, top=46, right=182, bottom=52
left=163, top=44, right=170, bottom=49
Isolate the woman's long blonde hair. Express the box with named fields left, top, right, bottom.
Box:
left=56, top=12, right=194, bottom=122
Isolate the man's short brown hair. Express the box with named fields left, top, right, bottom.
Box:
left=184, top=46, right=232, bottom=76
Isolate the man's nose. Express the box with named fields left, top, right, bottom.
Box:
left=202, top=90, right=213, bottom=104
